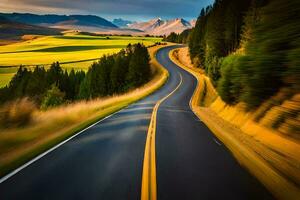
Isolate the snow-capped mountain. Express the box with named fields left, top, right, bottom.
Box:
left=128, top=18, right=192, bottom=35
left=190, top=19, right=197, bottom=27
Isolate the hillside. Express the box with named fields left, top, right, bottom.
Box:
left=0, top=16, right=61, bottom=42
left=0, top=13, right=118, bottom=31
left=129, top=18, right=192, bottom=35
left=112, top=18, right=134, bottom=28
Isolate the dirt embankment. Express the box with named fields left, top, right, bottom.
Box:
left=170, top=47, right=300, bottom=200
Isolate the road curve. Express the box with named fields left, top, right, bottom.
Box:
left=0, top=45, right=273, bottom=199
left=154, top=46, right=273, bottom=200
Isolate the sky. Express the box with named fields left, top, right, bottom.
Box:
left=0, top=0, right=214, bottom=21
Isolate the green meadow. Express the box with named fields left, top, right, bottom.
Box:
left=0, top=34, right=162, bottom=87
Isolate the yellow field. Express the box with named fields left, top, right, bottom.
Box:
left=0, top=34, right=162, bottom=87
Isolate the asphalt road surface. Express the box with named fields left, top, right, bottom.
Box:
left=0, top=45, right=273, bottom=199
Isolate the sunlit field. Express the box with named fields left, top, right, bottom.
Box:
left=0, top=34, right=162, bottom=87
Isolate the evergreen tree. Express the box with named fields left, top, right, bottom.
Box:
left=47, top=62, right=63, bottom=87
left=164, top=32, right=178, bottom=43
left=75, top=71, right=86, bottom=97
left=24, top=66, right=47, bottom=102
left=110, top=50, right=129, bottom=93
left=78, top=71, right=92, bottom=99
left=237, top=0, right=300, bottom=108
left=10, top=66, right=31, bottom=98
left=0, top=43, right=152, bottom=106
left=89, top=55, right=114, bottom=97
left=126, top=43, right=151, bottom=88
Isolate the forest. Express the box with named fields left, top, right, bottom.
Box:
left=181, top=0, right=300, bottom=109
left=163, top=29, right=190, bottom=44
left=0, top=43, right=151, bottom=109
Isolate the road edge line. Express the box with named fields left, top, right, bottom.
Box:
left=0, top=108, right=126, bottom=184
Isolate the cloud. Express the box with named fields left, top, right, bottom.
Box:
left=0, top=0, right=214, bottom=20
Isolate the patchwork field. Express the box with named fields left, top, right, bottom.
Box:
left=0, top=34, right=162, bottom=87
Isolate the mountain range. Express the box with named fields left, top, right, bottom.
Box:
left=129, top=18, right=193, bottom=36
left=0, top=13, right=118, bottom=33
left=0, top=13, right=195, bottom=37
left=0, top=16, right=61, bottom=44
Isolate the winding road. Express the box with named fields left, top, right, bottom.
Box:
left=0, top=45, right=273, bottom=199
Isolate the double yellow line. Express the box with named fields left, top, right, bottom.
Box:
left=141, top=73, right=183, bottom=200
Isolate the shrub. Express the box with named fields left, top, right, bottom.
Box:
left=0, top=98, right=36, bottom=128
left=206, top=56, right=223, bottom=87
left=217, top=54, right=242, bottom=105
left=41, top=84, right=65, bottom=110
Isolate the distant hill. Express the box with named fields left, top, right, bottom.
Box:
left=129, top=18, right=192, bottom=36
left=112, top=18, right=134, bottom=28
left=0, top=13, right=118, bottom=31
left=0, top=16, right=61, bottom=40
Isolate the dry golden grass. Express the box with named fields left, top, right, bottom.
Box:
left=170, top=47, right=300, bottom=200
left=0, top=43, right=170, bottom=177
left=0, top=98, right=36, bottom=128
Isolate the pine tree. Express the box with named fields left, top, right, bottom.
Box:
left=126, top=43, right=151, bottom=88
left=78, top=71, right=92, bottom=99
left=24, top=66, right=47, bottom=102
left=47, top=62, right=63, bottom=87
left=110, top=50, right=129, bottom=93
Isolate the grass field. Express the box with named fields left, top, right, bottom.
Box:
left=0, top=34, right=162, bottom=87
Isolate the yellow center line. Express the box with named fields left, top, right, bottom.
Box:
left=141, top=72, right=183, bottom=200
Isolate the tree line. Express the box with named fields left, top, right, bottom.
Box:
left=163, top=29, right=191, bottom=44
left=187, top=0, right=299, bottom=109
left=0, top=43, right=152, bottom=109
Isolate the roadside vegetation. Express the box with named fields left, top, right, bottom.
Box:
left=163, top=29, right=190, bottom=44
left=0, top=43, right=169, bottom=177
left=0, top=43, right=152, bottom=108
left=188, top=0, right=299, bottom=110
left=167, top=0, right=300, bottom=198
left=188, top=0, right=300, bottom=137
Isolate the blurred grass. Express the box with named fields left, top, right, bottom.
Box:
left=0, top=43, right=170, bottom=177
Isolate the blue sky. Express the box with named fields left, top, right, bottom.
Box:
left=0, top=0, right=214, bottom=21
